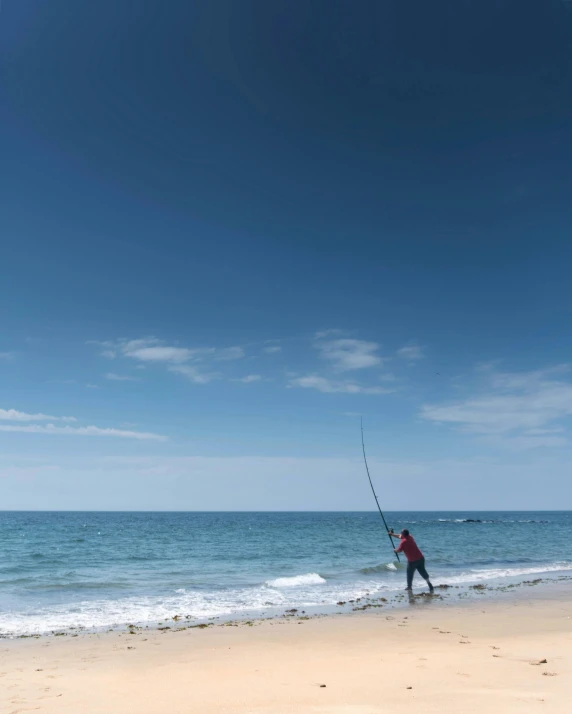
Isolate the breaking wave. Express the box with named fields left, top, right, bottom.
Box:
left=266, top=573, right=326, bottom=588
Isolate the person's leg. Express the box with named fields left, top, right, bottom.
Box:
left=406, top=561, right=415, bottom=590
left=416, top=558, right=434, bottom=591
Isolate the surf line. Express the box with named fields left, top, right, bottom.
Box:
left=360, top=417, right=400, bottom=563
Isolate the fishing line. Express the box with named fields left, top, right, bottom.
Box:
left=360, top=417, right=400, bottom=563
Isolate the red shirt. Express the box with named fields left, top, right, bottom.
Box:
left=396, top=535, right=423, bottom=562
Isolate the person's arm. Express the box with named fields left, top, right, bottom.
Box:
left=388, top=530, right=403, bottom=554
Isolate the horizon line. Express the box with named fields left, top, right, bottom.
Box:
left=0, top=509, right=569, bottom=514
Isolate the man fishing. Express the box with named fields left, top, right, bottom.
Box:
left=389, top=529, right=434, bottom=593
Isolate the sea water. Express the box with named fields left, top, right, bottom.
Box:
left=0, top=511, right=570, bottom=636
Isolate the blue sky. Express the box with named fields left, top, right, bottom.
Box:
left=2, top=1, right=572, bottom=509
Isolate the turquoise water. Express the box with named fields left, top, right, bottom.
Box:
left=0, top=511, right=570, bottom=635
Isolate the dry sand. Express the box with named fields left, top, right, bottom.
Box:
left=1, top=594, right=571, bottom=714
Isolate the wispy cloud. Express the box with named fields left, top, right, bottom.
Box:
left=491, top=434, right=569, bottom=450
left=315, top=329, right=344, bottom=339
left=0, top=352, right=15, bottom=360
left=105, top=373, right=138, bottom=382
left=475, top=360, right=501, bottom=373
left=233, top=374, right=262, bottom=383
left=91, top=337, right=244, bottom=383
left=168, top=364, right=219, bottom=384
left=0, top=408, right=76, bottom=423
left=289, top=375, right=393, bottom=395
left=263, top=345, right=282, bottom=354
left=0, top=424, right=166, bottom=441
left=215, top=346, right=245, bottom=361
left=123, top=339, right=202, bottom=364
left=315, top=334, right=382, bottom=372
left=380, top=372, right=398, bottom=382
left=129, top=346, right=194, bottom=362
left=0, top=406, right=165, bottom=440
left=397, top=344, right=423, bottom=361
left=420, top=364, right=572, bottom=447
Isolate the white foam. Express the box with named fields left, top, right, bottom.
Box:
left=266, top=573, right=326, bottom=588
left=1, top=563, right=570, bottom=637
left=438, top=562, right=572, bottom=586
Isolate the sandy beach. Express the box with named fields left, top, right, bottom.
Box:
left=2, top=590, right=571, bottom=714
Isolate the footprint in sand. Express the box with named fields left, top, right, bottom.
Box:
left=542, top=672, right=558, bottom=677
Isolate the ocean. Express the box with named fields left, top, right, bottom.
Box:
left=1, top=511, right=571, bottom=636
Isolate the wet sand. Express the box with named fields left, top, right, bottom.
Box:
left=2, top=592, right=571, bottom=714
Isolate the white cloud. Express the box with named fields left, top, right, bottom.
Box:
left=397, top=344, right=423, bottom=361
left=105, top=373, right=138, bottom=381
left=215, top=346, right=245, bottom=361
left=0, top=424, right=166, bottom=441
left=168, top=364, right=219, bottom=384
left=289, top=375, right=393, bottom=395
left=0, top=408, right=76, bottom=423
left=0, top=352, right=15, bottom=360
left=234, top=374, right=262, bottom=383
left=488, top=435, right=569, bottom=451
left=490, top=365, right=569, bottom=390
left=315, top=329, right=344, bottom=339
left=380, top=372, right=398, bottom=382
left=475, top=360, right=501, bottom=373
left=525, top=427, right=565, bottom=435
left=91, top=337, right=244, bottom=383
left=126, top=345, right=197, bottom=363
left=315, top=337, right=382, bottom=372
left=263, top=345, right=282, bottom=354
left=420, top=365, right=572, bottom=447
left=91, top=338, right=207, bottom=364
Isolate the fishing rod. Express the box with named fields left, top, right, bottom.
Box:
left=360, top=417, right=400, bottom=562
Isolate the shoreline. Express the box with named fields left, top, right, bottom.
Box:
left=2, top=585, right=571, bottom=713
left=3, top=572, right=571, bottom=640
